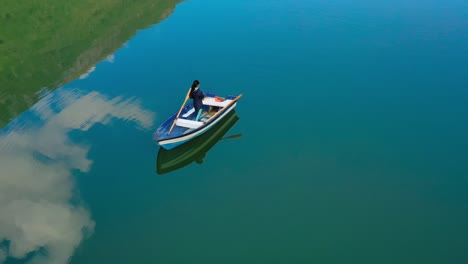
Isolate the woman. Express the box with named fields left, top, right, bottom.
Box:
left=190, top=80, right=205, bottom=121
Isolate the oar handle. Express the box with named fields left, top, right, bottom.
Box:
left=168, top=88, right=191, bottom=134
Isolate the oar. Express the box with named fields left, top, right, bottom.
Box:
left=168, top=88, right=191, bottom=135
left=220, top=133, right=242, bottom=141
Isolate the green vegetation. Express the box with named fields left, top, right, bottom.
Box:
left=0, top=0, right=182, bottom=127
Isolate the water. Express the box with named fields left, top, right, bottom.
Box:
left=1, top=0, right=467, bottom=263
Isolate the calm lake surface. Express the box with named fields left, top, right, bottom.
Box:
left=1, top=0, right=468, bottom=263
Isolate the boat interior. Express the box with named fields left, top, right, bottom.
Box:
left=177, top=97, right=233, bottom=127
left=160, top=97, right=234, bottom=138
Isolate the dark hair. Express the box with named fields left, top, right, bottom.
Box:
left=190, top=80, right=200, bottom=98
left=191, top=80, right=200, bottom=89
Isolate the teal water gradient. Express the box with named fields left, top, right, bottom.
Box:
left=1, top=0, right=467, bottom=263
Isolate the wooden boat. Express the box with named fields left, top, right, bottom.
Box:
left=156, top=110, right=240, bottom=175
left=153, top=92, right=242, bottom=150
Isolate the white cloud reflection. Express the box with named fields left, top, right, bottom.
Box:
left=0, top=88, right=154, bottom=264
left=78, top=66, right=96, bottom=80
left=105, top=54, right=115, bottom=63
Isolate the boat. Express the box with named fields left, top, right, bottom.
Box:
left=153, top=92, right=242, bottom=150
left=156, top=110, right=240, bottom=175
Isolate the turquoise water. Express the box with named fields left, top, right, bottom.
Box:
left=1, top=0, right=468, bottom=263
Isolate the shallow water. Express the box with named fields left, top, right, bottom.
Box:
left=1, top=0, right=467, bottom=263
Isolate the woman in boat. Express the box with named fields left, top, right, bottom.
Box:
left=190, top=80, right=205, bottom=121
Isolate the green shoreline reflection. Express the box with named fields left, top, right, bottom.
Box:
left=0, top=0, right=182, bottom=127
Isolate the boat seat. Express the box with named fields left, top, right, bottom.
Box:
left=203, top=97, right=233, bottom=108
left=176, top=118, right=204, bottom=129
left=182, top=98, right=231, bottom=118
left=182, top=108, right=195, bottom=118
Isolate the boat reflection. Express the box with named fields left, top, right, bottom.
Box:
left=156, top=110, right=241, bottom=175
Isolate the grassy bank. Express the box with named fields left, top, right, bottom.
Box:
left=0, top=0, right=182, bottom=127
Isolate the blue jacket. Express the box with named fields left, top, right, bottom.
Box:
left=191, top=89, right=205, bottom=110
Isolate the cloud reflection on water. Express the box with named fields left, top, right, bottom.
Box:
left=0, top=88, right=154, bottom=264
left=78, top=66, right=96, bottom=80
